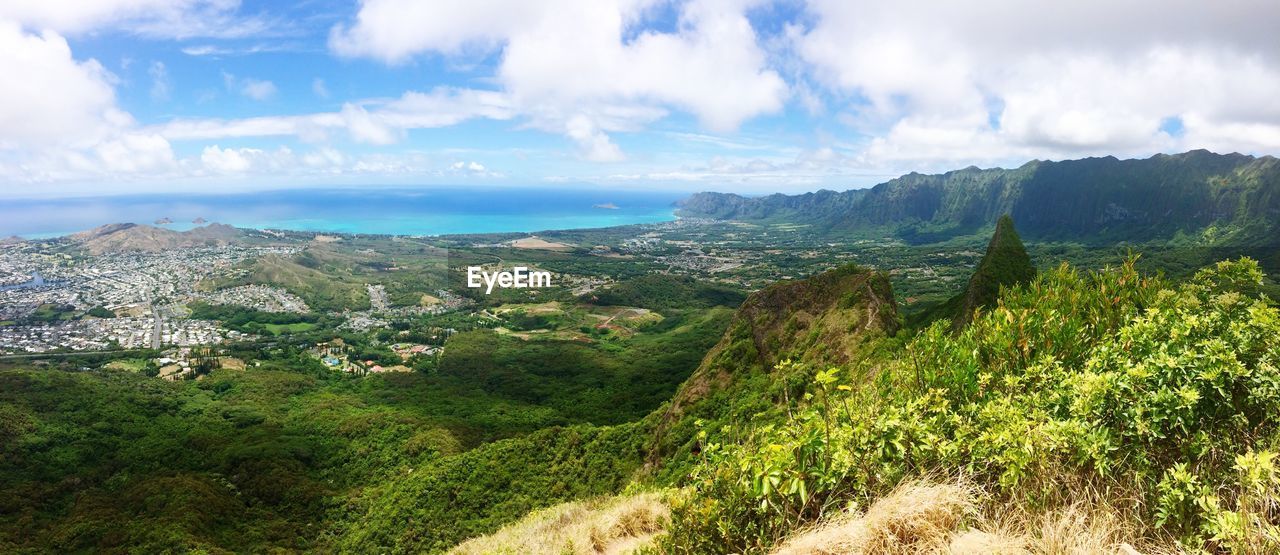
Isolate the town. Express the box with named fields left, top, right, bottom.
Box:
left=0, top=216, right=988, bottom=383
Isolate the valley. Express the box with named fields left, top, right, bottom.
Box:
left=1, top=151, right=1279, bottom=553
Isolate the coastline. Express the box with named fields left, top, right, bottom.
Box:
left=3, top=187, right=686, bottom=239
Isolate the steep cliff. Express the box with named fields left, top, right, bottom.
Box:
left=679, top=150, right=1280, bottom=244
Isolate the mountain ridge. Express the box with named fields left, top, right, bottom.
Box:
left=69, top=222, right=242, bottom=254
left=645, top=263, right=899, bottom=469
left=951, top=214, right=1037, bottom=330
left=678, top=150, right=1280, bottom=244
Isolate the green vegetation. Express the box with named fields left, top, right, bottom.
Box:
left=586, top=273, right=746, bottom=311
left=909, top=213, right=1038, bottom=330
left=679, top=150, right=1280, bottom=245
left=8, top=181, right=1280, bottom=554
left=645, top=264, right=902, bottom=481
left=660, top=257, right=1280, bottom=553
left=187, top=301, right=328, bottom=335
left=85, top=306, right=115, bottom=318
left=24, top=303, right=79, bottom=323
left=102, top=357, right=150, bottom=372
left=0, top=361, right=639, bottom=552
left=217, top=251, right=373, bottom=311
left=441, top=306, right=732, bottom=425
left=0, top=291, right=733, bottom=552
left=950, top=214, right=1035, bottom=329
left=334, top=423, right=645, bottom=553
left=261, top=322, right=318, bottom=335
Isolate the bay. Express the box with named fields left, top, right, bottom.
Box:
left=0, top=187, right=686, bottom=238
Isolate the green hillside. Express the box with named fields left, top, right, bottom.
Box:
left=679, top=150, right=1280, bottom=244
left=951, top=214, right=1037, bottom=329
left=658, top=256, right=1280, bottom=553
left=0, top=299, right=731, bottom=553
left=441, top=253, right=1280, bottom=554
left=584, top=273, right=747, bottom=311
left=645, top=264, right=901, bottom=479
left=5, top=251, right=1279, bottom=553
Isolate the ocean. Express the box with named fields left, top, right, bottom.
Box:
left=0, top=187, right=688, bottom=238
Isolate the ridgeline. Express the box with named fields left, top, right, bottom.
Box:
left=678, top=150, right=1280, bottom=244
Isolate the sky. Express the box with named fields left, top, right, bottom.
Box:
left=1, top=0, right=1278, bottom=198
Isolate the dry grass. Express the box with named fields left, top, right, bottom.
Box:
left=772, top=480, right=976, bottom=555
left=448, top=492, right=669, bottom=555
left=972, top=502, right=1157, bottom=555
left=770, top=479, right=1177, bottom=555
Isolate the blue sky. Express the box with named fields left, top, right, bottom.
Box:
left=0, top=0, right=1278, bottom=197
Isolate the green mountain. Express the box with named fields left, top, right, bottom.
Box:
left=951, top=215, right=1036, bottom=330
left=678, top=150, right=1280, bottom=244
left=645, top=264, right=900, bottom=472
left=583, top=273, right=747, bottom=311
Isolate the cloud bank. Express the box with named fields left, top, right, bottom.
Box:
left=0, top=0, right=1277, bottom=191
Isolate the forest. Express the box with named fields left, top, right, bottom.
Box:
left=3, top=198, right=1280, bottom=553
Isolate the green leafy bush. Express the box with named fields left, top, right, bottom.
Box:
left=664, top=257, right=1280, bottom=552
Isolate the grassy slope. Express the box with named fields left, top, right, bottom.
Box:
left=0, top=301, right=732, bottom=552
left=440, top=306, right=734, bottom=425
left=950, top=214, right=1036, bottom=329
left=0, top=294, right=734, bottom=553
left=328, top=305, right=735, bottom=552
left=643, top=264, right=902, bottom=480
left=585, top=274, right=747, bottom=312
left=658, top=257, right=1280, bottom=553
left=222, top=253, right=370, bottom=312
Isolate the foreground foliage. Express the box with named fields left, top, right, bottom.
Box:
left=0, top=302, right=728, bottom=553
left=5, top=250, right=1279, bottom=553
left=664, top=257, right=1280, bottom=553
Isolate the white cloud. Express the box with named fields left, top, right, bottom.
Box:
left=566, top=115, right=625, bottom=162
left=339, top=103, right=399, bottom=145
left=451, top=160, right=486, bottom=172
left=447, top=159, right=502, bottom=178
left=153, top=87, right=517, bottom=145
left=240, top=78, right=276, bottom=101
left=330, top=0, right=787, bottom=160
left=312, top=78, right=329, bottom=99
left=200, top=145, right=296, bottom=174
left=597, top=146, right=894, bottom=189
left=0, top=21, right=129, bottom=149
left=4, top=0, right=1280, bottom=190
left=0, top=20, right=187, bottom=185
left=222, top=71, right=277, bottom=101
left=181, top=43, right=291, bottom=57
left=181, top=45, right=224, bottom=56
left=148, top=60, right=170, bottom=101
left=96, top=133, right=178, bottom=174
left=797, top=0, right=1280, bottom=167
left=200, top=145, right=256, bottom=173
left=0, top=0, right=271, bottom=39
left=302, top=147, right=345, bottom=169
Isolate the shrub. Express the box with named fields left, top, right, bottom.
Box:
left=664, top=258, right=1280, bottom=553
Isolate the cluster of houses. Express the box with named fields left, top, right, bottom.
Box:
left=311, top=338, right=443, bottom=376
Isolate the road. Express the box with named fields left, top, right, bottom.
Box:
left=148, top=296, right=162, bottom=349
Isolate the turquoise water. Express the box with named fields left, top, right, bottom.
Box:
left=1, top=188, right=687, bottom=238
